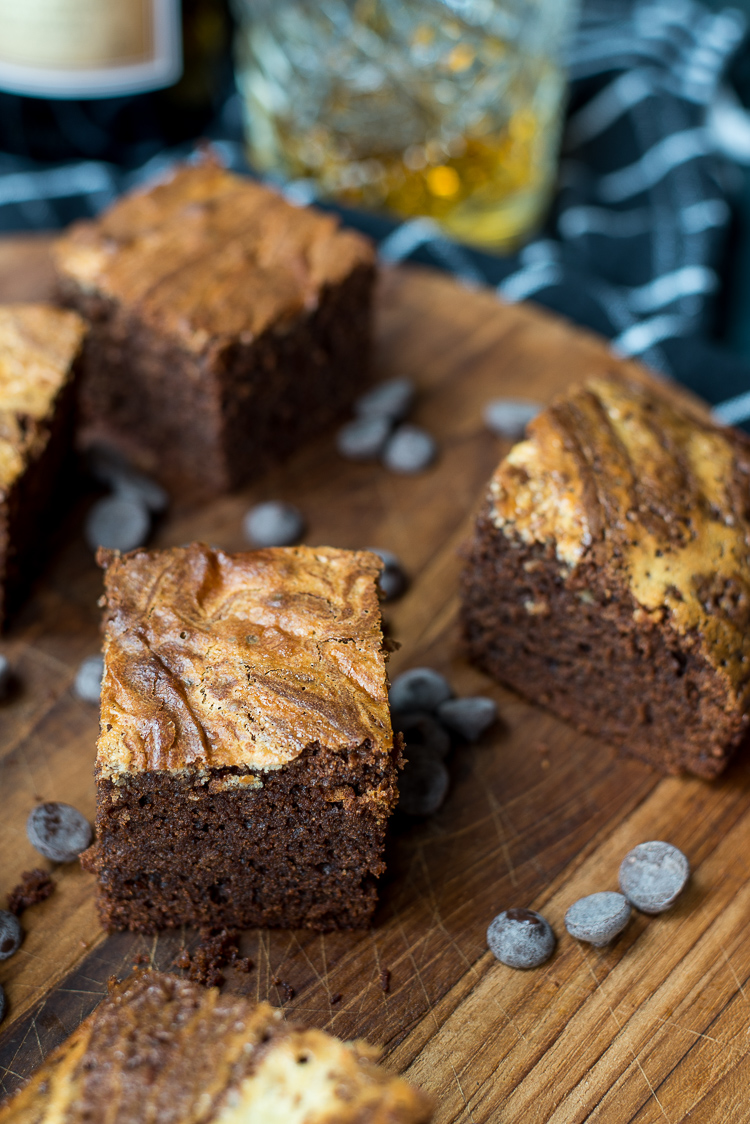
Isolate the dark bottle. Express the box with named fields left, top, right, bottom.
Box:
left=0, top=0, right=232, bottom=166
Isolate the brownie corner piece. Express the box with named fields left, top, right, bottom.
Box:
left=461, top=370, right=750, bottom=778
left=52, top=161, right=376, bottom=501
left=0, top=302, right=86, bottom=628
left=0, top=969, right=434, bottom=1123
left=83, top=543, right=399, bottom=932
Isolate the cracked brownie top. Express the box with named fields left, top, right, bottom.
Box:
left=53, top=161, right=374, bottom=353
left=96, top=543, right=393, bottom=777
left=489, top=371, right=750, bottom=703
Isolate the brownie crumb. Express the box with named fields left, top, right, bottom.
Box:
left=379, top=968, right=391, bottom=994
left=7, top=869, right=55, bottom=916
left=272, top=977, right=295, bottom=1003
left=330, top=992, right=342, bottom=1005
left=131, top=952, right=150, bottom=968
left=174, top=929, right=251, bottom=988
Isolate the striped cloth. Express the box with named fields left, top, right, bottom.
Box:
left=1, top=0, right=749, bottom=422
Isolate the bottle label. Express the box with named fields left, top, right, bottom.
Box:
left=0, top=0, right=182, bottom=99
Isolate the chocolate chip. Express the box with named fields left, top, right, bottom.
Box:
left=389, top=667, right=453, bottom=713
left=243, top=501, right=305, bottom=547
left=85, top=495, right=150, bottom=552
left=397, top=746, right=450, bottom=816
left=0, top=911, right=22, bottom=960
left=487, top=908, right=556, bottom=969
left=0, top=654, right=10, bottom=701
left=74, top=655, right=104, bottom=703
left=367, top=547, right=407, bottom=601
left=436, top=696, right=497, bottom=742
left=88, top=446, right=169, bottom=513
left=393, top=711, right=451, bottom=760
left=483, top=398, right=541, bottom=439
left=336, top=416, right=392, bottom=461
left=619, top=841, right=690, bottom=914
left=115, top=474, right=169, bottom=514
left=355, top=378, right=415, bottom=422
left=27, top=802, right=93, bottom=864
left=382, top=425, right=437, bottom=474
left=564, top=891, right=631, bottom=947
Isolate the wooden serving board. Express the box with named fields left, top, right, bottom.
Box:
left=2, top=235, right=750, bottom=1124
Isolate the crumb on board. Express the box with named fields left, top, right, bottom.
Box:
left=7, top=869, right=55, bottom=916
left=272, top=977, right=295, bottom=1003
left=173, top=929, right=254, bottom=988
left=379, top=968, right=391, bottom=994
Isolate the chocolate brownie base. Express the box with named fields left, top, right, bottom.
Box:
left=1, top=373, right=76, bottom=627
left=84, top=743, right=401, bottom=933
left=462, top=511, right=747, bottom=780
left=0, top=305, right=86, bottom=629
left=64, top=260, right=373, bottom=498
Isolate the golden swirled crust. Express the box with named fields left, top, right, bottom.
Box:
left=52, top=162, right=374, bottom=352
left=0, top=971, right=433, bottom=1124
left=0, top=304, right=86, bottom=492
left=490, top=372, right=750, bottom=703
left=97, top=544, right=393, bottom=777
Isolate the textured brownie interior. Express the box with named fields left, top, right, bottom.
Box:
left=85, top=744, right=400, bottom=933
left=462, top=511, right=745, bottom=779
left=1, top=373, right=77, bottom=627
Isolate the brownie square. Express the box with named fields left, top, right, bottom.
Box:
left=82, top=543, right=401, bottom=932
left=0, top=971, right=433, bottom=1122
left=0, top=303, right=86, bottom=629
left=52, top=160, right=376, bottom=502
left=461, top=371, right=750, bottom=778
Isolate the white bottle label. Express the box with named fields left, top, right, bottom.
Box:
left=0, top=0, right=182, bottom=99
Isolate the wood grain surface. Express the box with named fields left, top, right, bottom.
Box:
left=1, top=236, right=749, bottom=1123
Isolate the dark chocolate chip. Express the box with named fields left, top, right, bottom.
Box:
left=397, top=746, right=450, bottom=816
left=336, top=416, right=392, bottom=461
left=619, top=841, right=690, bottom=914
left=74, top=655, right=104, bottom=703
left=27, top=802, right=93, bottom=864
left=382, top=425, right=437, bottom=474
left=389, top=667, right=453, bottom=713
left=243, top=501, right=305, bottom=547
left=367, top=547, right=407, bottom=601
left=487, top=908, right=556, bottom=969
left=88, top=446, right=169, bottom=514
left=393, top=711, right=451, bottom=759
left=85, top=495, right=150, bottom=553
left=483, top=398, right=541, bottom=439
left=355, top=378, right=415, bottom=422
left=436, top=696, right=497, bottom=742
left=0, top=911, right=22, bottom=960
left=565, top=891, right=631, bottom=946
